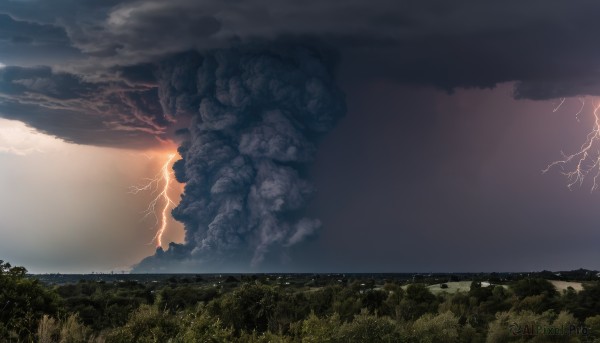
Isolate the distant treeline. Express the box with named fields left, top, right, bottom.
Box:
left=32, top=268, right=600, bottom=285
left=2, top=260, right=600, bottom=342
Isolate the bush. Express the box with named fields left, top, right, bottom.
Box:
left=59, top=314, right=89, bottom=343
left=486, top=310, right=555, bottom=343
left=36, top=314, right=91, bottom=343
left=301, top=312, right=341, bottom=343
left=411, top=311, right=460, bottom=343
left=104, top=305, right=179, bottom=343
left=338, top=311, right=401, bottom=343
left=175, top=310, right=234, bottom=343
left=37, top=315, right=59, bottom=343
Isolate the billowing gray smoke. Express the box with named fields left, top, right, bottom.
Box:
left=134, top=44, right=345, bottom=272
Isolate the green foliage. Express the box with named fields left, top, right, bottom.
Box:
left=3, top=260, right=600, bottom=343
left=382, top=283, right=405, bottom=320
left=360, top=289, right=389, bottom=314
left=571, top=282, right=600, bottom=320
left=56, top=280, right=152, bottom=330
left=458, top=323, right=479, bottom=343
left=37, top=315, right=59, bottom=343
left=301, top=311, right=402, bottom=343
left=207, top=283, right=279, bottom=334
left=486, top=310, right=558, bottom=343
left=560, top=287, right=579, bottom=316
left=552, top=310, right=578, bottom=329
left=0, top=260, right=60, bottom=341
left=585, top=315, right=600, bottom=341
left=175, top=310, right=234, bottom=343
left=510, top=279, right=559, bottom=314
left=270, top=289, right=311, bottom=332
left=305, top=285, right=341, bottom=317
left=439, top=291, right=471, bottom=323
left=398, top=284, right=438, bottom=320
left=58, top=314, right=89, bottom=343
left=411, top=311, right=460, bottom=343
left=35, top=313, right=92, bottom=343
left=238, top=330, right=294, bottom=343
left=511, top=278, right=558, bottom=299
left=301, top=312, right=341, bottom=343
left=330, top=286, right=361, bottom=322
left=337, top=310, right=401, bottom=343
left=104, top=305, right=179, bottom=343
left=158, top=286, right=218, bottom=313
left=470, top=281, right=494, bottom=302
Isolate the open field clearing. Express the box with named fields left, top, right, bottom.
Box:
left=549, top=280, right=584, bottom=292
left=401, top=280, right=585, bottom=294
left=401, top=281, right=501, bottom=294
left=425, top=281, right=472, bottom=294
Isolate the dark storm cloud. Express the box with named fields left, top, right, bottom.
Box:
left=26, top=0, right=600, bottom=99
left=134, top=44, right=345, bottom=272
left=3, top=0, right=600, bottom=270
left=0, top=0, right=131, bottom=60
left=0, top=13, right=68, bottom=46
left=0, top=13, right=79, bottom=65
left=0, top=65, right=169, bottom=147
left=1, top=0, right=600, bottom=147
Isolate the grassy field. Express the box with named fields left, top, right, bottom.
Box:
left=401, top=281, right=479, bottom=294
left=549, top=280, right=583, bottom=292
left=424, top=281, right=511, bottom=294
left=425, top=281, right=473, bottom=294
left=401, top=280, right=584, bottom=294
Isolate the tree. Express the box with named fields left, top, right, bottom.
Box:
left=397, top=284, right=438, bottom=320
left=510, top=279, right=558, bottom=314
left=573, top=282, right=600, bottom=320
left=0, top=260, right=59, bottom=341
left=584, top=315, right=600, bottom=341
left=158, top=286, right=217, bottom=313
left=208, top=283, right=279, bottom=333
left=510, top=279, right=557, bottom=299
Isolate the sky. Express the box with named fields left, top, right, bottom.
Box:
left=1, top=0, right=600, bottom=273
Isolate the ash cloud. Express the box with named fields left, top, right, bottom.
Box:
left=134, top=45, right=345, bottom=271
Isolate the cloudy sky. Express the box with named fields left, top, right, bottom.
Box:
left=1, top=0, right=600, bottom=273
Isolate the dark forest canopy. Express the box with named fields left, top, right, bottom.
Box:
left=2, top=261, right=600, bottom=342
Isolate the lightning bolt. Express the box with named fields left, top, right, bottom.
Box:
left=129, top=153, right=177, bottom=248
left=553, top=97, right=566, bottom=112
left=575, top=97, right=585, bottom=122
left=543, top=97, right=600, bottom=191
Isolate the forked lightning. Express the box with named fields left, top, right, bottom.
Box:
left=543, top=98, right=600, bottom=191
left=129, top=153, right=177, bottom=248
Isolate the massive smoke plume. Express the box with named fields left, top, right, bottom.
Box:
left=134, top=45, right=345, bottom=271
